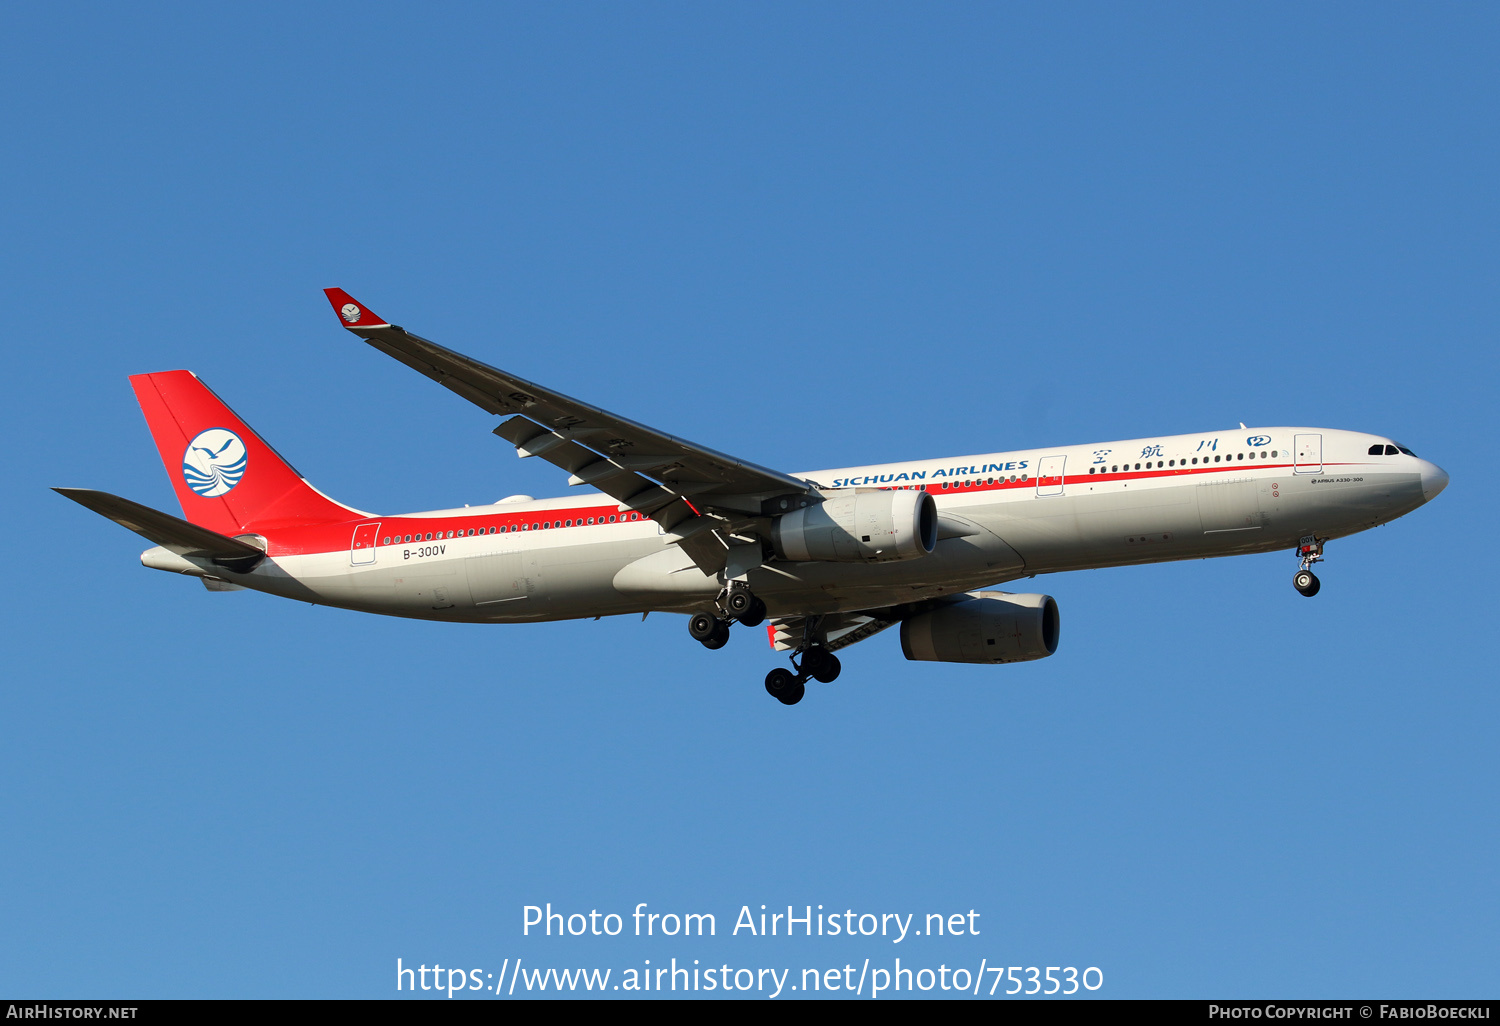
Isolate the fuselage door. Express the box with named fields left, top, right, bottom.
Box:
left=1294, top=434, right=1323, bottom=475
left=350, top=521, right=381, bottom=565
left=1036, top=455, right=1066, bottom=496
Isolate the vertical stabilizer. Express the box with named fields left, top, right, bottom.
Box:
left=130, top=370, right=361, bottom=535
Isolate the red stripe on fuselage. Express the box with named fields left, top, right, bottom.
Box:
left=263, top=460, right=1366, bottom=558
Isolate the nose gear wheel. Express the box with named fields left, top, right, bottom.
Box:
left=1294, top=536, right=1325, bottom=598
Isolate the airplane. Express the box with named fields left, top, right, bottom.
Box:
left=57, top=288, right=1450, bottom=705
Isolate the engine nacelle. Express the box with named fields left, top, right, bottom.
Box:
left=900, top=592, right=1060, bottom=664
left=771, top=488, right=937, bottom=563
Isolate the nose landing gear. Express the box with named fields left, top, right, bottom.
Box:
left=1294, top=536, right=1324, bottom=597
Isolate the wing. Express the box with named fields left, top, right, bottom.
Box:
left=324, top=289, right=814, bottom=573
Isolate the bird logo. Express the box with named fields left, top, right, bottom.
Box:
left=340, top=303, right=362, bottom=323
left=182, top=428, right=248, bottom=497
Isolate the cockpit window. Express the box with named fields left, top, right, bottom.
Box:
left=1396, top=445, right=1416, bottom=456
left=1369, top=444, right=1384, bottom=455
left=1384, top=445, right=1400, bottom=455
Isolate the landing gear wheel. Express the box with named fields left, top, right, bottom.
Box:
left=802, top=649, right=841, bottom=684
left=690, top=612, right=730, bottom=647
left=1294, top=569, right=1321, bottom=597
left=725, top=589, right=755, bottom=618
left=810, top=654, right=846, bottom=684
left=764, top=668, right=805, bottom=705
left=736, top=597, right=767, bottom=628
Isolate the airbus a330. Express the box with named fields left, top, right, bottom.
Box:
left=58, top=289, right=1449, bottom=705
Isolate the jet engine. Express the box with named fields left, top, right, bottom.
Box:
left=899, top=592, right=1060, bottom=664
left=771, top=488, right=937, bottom=563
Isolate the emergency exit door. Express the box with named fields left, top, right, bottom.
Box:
left=1036, top=455, right=1066, bottom=496
left=1294, top=434, right=1323, bottom=475
left=350, top=521, right=380, bottom=565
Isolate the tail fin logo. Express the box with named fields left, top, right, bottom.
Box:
left=182, top=428, right=248, bottom=497
left=340, top=303, right=362, bottom=323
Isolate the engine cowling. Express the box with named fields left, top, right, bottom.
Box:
left=900, top=592, right=1060, bottom=664
left=771, top=488, right=937, bottom=563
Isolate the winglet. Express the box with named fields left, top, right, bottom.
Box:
left=323, top=288, right=390, bottom=329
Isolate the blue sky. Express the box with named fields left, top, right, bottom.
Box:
left=1, top=3, right=1495, bottom=999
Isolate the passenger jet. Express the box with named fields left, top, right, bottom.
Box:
left=56, top=289, right=1449, bottom=705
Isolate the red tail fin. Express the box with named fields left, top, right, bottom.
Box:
left=130, top=370, right=362, bottom=535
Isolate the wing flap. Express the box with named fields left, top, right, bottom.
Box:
left=768, top=612, right=899, bottom=653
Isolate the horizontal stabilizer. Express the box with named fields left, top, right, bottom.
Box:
left=54, top=488, right=266, bottom=573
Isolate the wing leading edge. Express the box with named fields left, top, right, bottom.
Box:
left=323, top=289, right=815, bottom=572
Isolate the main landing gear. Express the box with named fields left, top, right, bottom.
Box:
left=723, top=585, right=766, bottom=627
left=687, top=586, right=842, bottom=707
left=688, top=611, right=730, bottom=649
left=1294, top=535, right=1324, bottom=597
left=686, top=586, right=768, bottom=650
left=763, top=646, right=841, bottom=706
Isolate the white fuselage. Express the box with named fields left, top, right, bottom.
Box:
left=210, top=426, right=1443, bottom=622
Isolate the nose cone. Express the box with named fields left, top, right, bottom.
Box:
left=1420, top=461, right=1449, bottom=503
